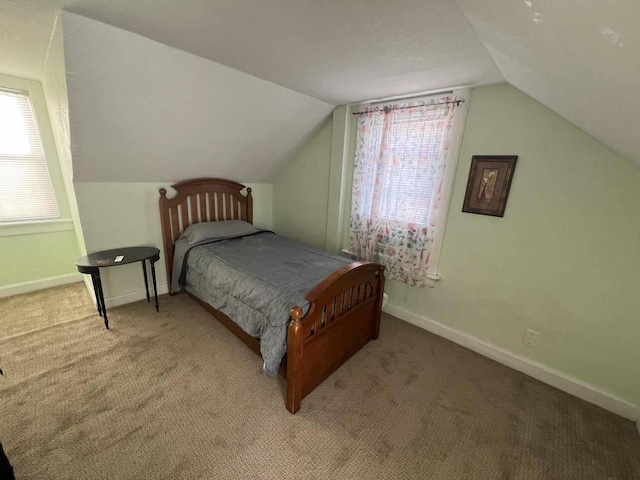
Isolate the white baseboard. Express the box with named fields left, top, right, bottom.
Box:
left=103, top=284, right=169, bottom=309
left=384, top=302, right=640, bottom=422
left=79, top=282, right=169, bottom=309
left=0, top=273, right=83, bottom=299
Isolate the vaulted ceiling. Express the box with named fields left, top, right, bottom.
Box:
left=60, top=0, right=503, bottom=105
left=0, top=0, right=638, bottom=168
left=456, top=0, right=640, bottom=172
left=62, top=12, right=334, bottom=182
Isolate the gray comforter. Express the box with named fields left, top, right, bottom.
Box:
left=178, top=232, right=351, bottom=376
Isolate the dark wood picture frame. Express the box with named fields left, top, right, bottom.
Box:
left=462, top=155, right=518, bottom=217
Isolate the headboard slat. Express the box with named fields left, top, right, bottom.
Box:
left=199, top=194, right=207, bottom=223
left=159, top=178, right=254, bottom=294
left=225, top=193, right=232, bottom=219
left=180, top=203, right=189, bottom=231
left=189, top=195, right=197, bottom=224
left=170, top=207, right=179, bottom=241
left=216, top=192, right=224, bottom=221
left=208, top=192, right=215, bottom=222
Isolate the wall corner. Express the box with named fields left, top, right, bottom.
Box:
left=324, top=105, right=352, bottom=252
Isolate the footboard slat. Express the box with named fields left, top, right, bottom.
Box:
left=286, top=261, right=385, bottom=413
left=303, top=296, right=377, bottom=342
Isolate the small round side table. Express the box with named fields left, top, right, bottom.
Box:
left=75, top=247, right=160, bottom=329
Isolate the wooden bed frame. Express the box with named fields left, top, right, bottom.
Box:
left=159, top=178, right=384, bottom=413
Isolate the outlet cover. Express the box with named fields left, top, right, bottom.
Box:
left=523, top=329, right=540, bottom=347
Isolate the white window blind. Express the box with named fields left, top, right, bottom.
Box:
left=0, top=88, right=59, bottom=223
left=360, top=112, right=448, bottom=225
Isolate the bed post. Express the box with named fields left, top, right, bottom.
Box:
left=158, top=188, right=175, bottom=295
left=286, top=305, right=304, bottom=414
left=246, top=187, right=253, bottom=224
left=373, top=267, right=385, bottom=339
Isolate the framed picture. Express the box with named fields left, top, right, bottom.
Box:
left=462, top=155, right=518, bottom=217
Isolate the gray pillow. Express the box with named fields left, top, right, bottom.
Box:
left=181, top=220, right=257, bottom=245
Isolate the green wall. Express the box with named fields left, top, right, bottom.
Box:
left=273, top=118, right=333, bottom=248
left=272, top=82, right=640, bottom=410
left=0, top=230, right=80, bottom=287
left=0, top=72, right=82, bottom=292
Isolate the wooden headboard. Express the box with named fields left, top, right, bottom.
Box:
left=159, top=178, right=253, bottom=292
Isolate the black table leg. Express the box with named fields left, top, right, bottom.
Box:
left=150, top=261, right=159, bottom=312
left=91, top=273, right=102, bottom=317
left=142, top=260, right=150, bottom=302
left=95, top=273, right=108, bottom=329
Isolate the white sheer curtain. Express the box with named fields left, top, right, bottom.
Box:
left=347, top=96, right=460, bottom=287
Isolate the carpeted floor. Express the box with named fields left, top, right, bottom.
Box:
left=0, top=284, right=638, bottom=479
left=0, top=283, right=96, bottom=339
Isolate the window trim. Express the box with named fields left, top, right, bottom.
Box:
left=422, top=88, right=470, bottom=286
left=0, top=73, right=72, bottom=234
left=0, top=218, right=74, bottom=237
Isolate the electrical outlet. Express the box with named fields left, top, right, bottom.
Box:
left=523, top=329, right=540, bottom=348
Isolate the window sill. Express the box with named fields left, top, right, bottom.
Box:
left=341, top=248, right=442, bottom=288
left=340, top=248, right=358, bottom=260
left=0, top=219, right=75, bottom=237
left=425, top=272, right=441, bottom=288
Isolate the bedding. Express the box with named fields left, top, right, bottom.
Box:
left=174, top=231, right=351, bottom=376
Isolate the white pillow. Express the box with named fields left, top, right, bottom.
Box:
left=181, top=220, right=257, bottom=245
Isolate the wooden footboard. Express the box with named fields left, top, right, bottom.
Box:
left=286, top=261, right=385, bottom=413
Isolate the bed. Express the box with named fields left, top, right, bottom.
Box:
left=159, top=178, right=385, bottom=413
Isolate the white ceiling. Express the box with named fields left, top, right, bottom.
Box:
left=60, top=0, right=502, bottom=105
left=0, top=0, right=638, bottom=166
left=456, top=0, right=640, bottom=169
left=0, top=0, right=60, bottom=80
left=0, top=0, right=502, bottom=102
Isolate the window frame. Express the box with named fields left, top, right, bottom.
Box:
left=340, top=88, right=470, bottom=287
left=0, top=73, right=73, bottom=236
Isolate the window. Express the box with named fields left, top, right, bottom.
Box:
left=347, top=92, right=467, bottom=287
left=0, top=88, right=59, bottom=223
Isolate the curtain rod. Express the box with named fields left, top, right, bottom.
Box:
left=365, top=88, right=455, bottom=104
left=351, top=99, right=465, bottom=115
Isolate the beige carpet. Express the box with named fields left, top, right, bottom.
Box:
left=0, top=284, right=638, bottom=479
left=0, top=283, right=96, bottom=339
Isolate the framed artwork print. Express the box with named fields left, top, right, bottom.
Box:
left=462, top=155, right=518, bottom=217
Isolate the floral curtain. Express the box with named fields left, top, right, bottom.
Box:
left=347, top=97, right=459, bottom=287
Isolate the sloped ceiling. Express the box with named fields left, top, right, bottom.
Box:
left=455, top=0, right=640, bottom=168
left=0, top=0, right=58, bottom=80
left=62, top=12, right=333, bottom=182
left=60, top=0, right=502, bottom=105
left=0, top=0, right=638, bottom=170
left=0, top=0, right=502, bottom=104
